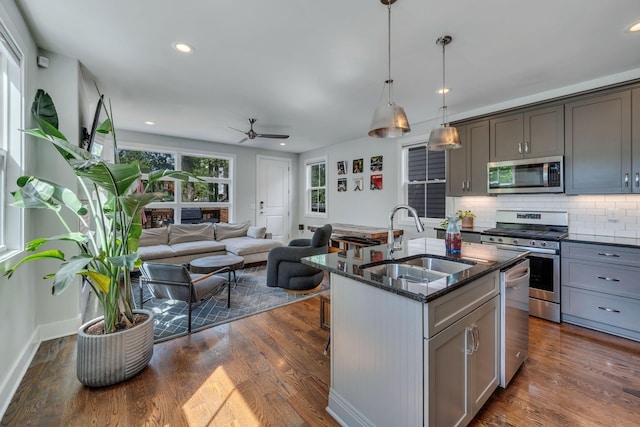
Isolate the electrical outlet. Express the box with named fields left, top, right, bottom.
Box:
left=298, top=224, right=304, bottom=231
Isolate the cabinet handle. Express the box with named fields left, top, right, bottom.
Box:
left=598, top=276, right=620, bottom=282
left=466, top=180, right=470, bottom=191
left=524, top=141, right=529, bottom=153
left=465, top=327, right=475, bottom=355
left=472, top=326, right=480, bottom=352
left=624, top=173, right=629, bottom=187
left=461, top=181, right=466, bottom=191
left=518, top=142, right=522, bottom=154
left=598, top=252, right=620, bottom=258
left=636, top=172, right=639, bottom=187
left=598, top=306, right=621, bottom=313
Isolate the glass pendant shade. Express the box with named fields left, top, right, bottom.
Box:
left=368, top=101, right=410, bottom=138
left=427, top=123, right=461, bottom=150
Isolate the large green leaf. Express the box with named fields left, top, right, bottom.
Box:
left=12, top=176, right=86, bottom=215
left=108, top=253, right=139, bottom=270
left=31, top=89, right=58, bottom=129
left=4, top=249, right=65, bottom=279
left=148, top=169, right=193, bottom=183
left=26, top=233, right=89, bottom=252
left=73, top=161, right=140, bottom=197
left=52, top=255, right=92, bottom=295
left=120, top=192, right=162, bottom=218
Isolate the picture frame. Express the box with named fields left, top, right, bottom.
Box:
left=370, top=155, right=383, bottom=171
left=353, top=177, right=363, bottom=191
left=337, top=160, right=347, bottom=175
left=337, top=178, right=347, bottom=192
left=370, top=174, right=383, bottom=190
left=352, top=158, right=363, bottom=174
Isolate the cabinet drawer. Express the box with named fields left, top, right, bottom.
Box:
left=425, top=271, right=499, bottom=338
left=562, top=286, right=640, bottom=333
left=562, top=242, right=640, bottom=268
left=562, top=259, right=640, bottom=298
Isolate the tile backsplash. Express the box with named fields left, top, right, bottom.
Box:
left=450, top=194, right=640, bottom=238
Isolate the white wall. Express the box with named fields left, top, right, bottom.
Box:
left=0, top=0, right=41, bottom=417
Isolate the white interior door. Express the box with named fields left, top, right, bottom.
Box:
left=256, top=155, right=291, bottom=242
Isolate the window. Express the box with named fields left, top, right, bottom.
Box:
left=0, top=22, right=24, bottom=258
left=404, top=144, right=445, bottom=219
left=116, top=148, right=233, bottom=226
left=306, top=158, right=327, bottom=216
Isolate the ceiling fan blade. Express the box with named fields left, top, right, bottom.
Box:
left=237, top=137, right=248, bottom=144
left=225, top=125, right=248, bottom=135
left=255, top=133, right=290, bottom=139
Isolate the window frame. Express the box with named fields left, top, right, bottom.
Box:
left=305, top=156, right=328, bottom=218
left=0, top=23, right=24, bottom=261
left=116, top=143, right=235, bottom=224
left=402, top=142, right=447, bottom=221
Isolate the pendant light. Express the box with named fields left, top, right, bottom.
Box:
left=368, top=0, right=410, bottom=138
left=427, top=35, right=462, bottom=150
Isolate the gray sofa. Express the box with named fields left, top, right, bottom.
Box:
left=138, top=222, right=283, bottom=265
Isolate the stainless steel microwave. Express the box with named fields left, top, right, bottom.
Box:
left=487, top=156, right=564, bottom=194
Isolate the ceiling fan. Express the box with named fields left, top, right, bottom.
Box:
left=226, top=118, right=290, bottom=144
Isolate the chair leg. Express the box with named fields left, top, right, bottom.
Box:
left=227, top=272, right=231, bottom=308
left=324, top=335, right=330, bottom=356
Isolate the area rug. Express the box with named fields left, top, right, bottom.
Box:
left=134, top=265, right=328, bottom=342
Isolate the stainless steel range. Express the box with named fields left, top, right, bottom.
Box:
left=481, top=210, right=568, bottom=323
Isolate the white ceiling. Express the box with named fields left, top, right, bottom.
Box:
left=14, top=0, right=640, bottom=153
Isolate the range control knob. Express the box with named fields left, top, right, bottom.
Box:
left=497, top=238, right=503, bottom=243
left=512, top=239, right=519, bottom=245
left=489, top=237, right=495, bottom=242
left=540, top=241, right=547, bottom=247
left=529, top=240, right=536, bottom=246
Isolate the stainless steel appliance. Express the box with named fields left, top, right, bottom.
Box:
left=481, top=210, right=568, bottom=322
left=487, top=155, right=563, bottom=194
left=500, top=258, right=529, bottom=387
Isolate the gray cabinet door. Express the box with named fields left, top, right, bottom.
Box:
left=467, top=120, right=490, bottom=195
left=447, top=120, right=489, bottom=196
left=447, top=125, right=468, bottom=196
left=524, top=105, right=564, bottom=158
left=565, top=90, right=632, bottom=194
left=632, top=88, right=640, bottom=192
left=490, top=113, right=523, bottom=161
left=469, top=295, right=500, bottom=413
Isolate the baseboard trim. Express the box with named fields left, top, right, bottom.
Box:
left=0, top=329, right=39, bottom=421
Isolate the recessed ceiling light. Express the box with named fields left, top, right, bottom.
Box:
left=629, top=20, right=640, bottom=32
left=279, top=142, right=287, bottom=146
left=145, top=121, right=155, bottom=125
left=437, top=88, right=450, bottom=94
left=172, top=42, right=194, bottom=54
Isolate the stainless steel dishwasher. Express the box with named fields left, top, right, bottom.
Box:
left=500, top=258, right=530, bottom=387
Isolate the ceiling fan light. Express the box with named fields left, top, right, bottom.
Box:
left=368, top=103, right=411, bottom=138
left=427, top=124, right=462, bottom=150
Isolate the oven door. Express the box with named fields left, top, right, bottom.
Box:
left=482, top=243, right=560, bottom=303
left=526, top=251, right=560, bottom=304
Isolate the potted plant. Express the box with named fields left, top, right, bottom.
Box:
left=456, top=210, right=476, bottom=229
left=4, top=89, right=193, bottom=386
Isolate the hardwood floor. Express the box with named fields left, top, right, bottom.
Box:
left=2, top=296, right=639, bottom=426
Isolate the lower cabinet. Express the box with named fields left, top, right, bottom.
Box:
left=425, top=295, right=500, bottom=426
left=561, top=241, right=640, bottom=341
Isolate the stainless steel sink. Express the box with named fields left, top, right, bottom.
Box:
left=399, top=257, right=474, bottom=275
left=362, top=263, right=448, bottom=283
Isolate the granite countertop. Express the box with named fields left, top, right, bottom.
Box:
left=433, top=226, right=490, bottom=234
left=302, top=237, right=528, bottom=303
left=563, top=233, right=640, bottom=249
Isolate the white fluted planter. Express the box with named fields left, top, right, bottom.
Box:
left=77, top=309, right=154, bottom=387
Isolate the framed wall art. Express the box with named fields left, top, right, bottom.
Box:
left=352, top=158, right=363, bottom=174
left=370, top=155, right=383, bottom=171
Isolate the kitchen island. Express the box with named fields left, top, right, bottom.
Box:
left=302, top=237, right=528, bottom=427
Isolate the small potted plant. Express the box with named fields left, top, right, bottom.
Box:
left=457, top=210, right=476, bottom=229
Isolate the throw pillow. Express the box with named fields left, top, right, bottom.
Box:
left=139, top=227, right=169, bottom=246
left=247, top=226, right=267, bottom=239
left=168, top=223, right=215, bottom=245
left=215, top=221, right=250, bottom=241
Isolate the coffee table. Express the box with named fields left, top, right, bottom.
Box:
left=190, top=254, right=245, bottom=288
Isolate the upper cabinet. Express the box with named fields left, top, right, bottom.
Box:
left=447, top=120, right=489, bottom=196
left=489, top=105, right=564, bottom=162
left=565, top=90, right=632, bottom=194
